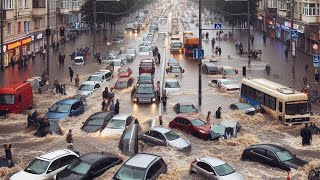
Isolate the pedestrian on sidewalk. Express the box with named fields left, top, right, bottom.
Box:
left=205, top=32, right=209, bottom=41
left=156, top=89, right=160, bottom=103
left=66, top=130, right=74, bottom=150
left=206, top=111, right=211, bottom=124
left=218, top=47, right=222, bottom=56
left=157, top=52, right=161, bottom=64
left=215, top=107, right=222, bottom=119
left=211, top=38, right=215, bottom=49
left=62, top=54, right=65, bottom=66
left=114, top=99, right=120, bottom=115
left=4, top=144, right=13, bottom=167
left=305, top=64, right=309, bottom=72
left=159, top=115, right=163, bottom=126
left=303, top=76, right=308, bottom=85
left=263, top=34, right=267, bottom=44
left=215, top=46, right=218, bottom=55
left=103, top=87, right=109, bottom=100
left=301, top=123, right=312, bottom=146
left=161, top=91, right=168, bottom=110
left=59, top=53, right=63, bottom=66
left=284, top=47, right=289, bottom=59
left=75, top=74, right=80, bottom=87
left=68, top=67, right=74, bottom=82
left=251, top=35, right=254, bottom=45
left=156, top=81, right=160, bottom=92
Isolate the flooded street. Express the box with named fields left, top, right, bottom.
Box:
left=1, top=1, right=320, bottom=180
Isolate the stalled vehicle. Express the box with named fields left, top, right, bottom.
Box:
left=173, top=103, right=198, bottom=114
left=118, top=67, right=133, bottom=77
left=139, top=59, right=155, bottom=75
left=114, top=77, right=134, bottom=90
left=202, top=63, right=219, bottom=74
left=46, top=99, right=85, bottom=121
left=137, top=73, right=154, bottom=85
left=164, top=79, right=181, bottom=92
left=167, top=58, right=179, bottom=67
left=72, top=56, right=85, bottom=66
left=132, top=84, right=156, bottom=104
left=139, top=46, right=151, bottom=56
left=209, top=79, right=240, bottom=92
left=81, top=112, right=114, bottom=133
left=219, top=66, right=236, bottom=76
left=166, top=65, right=185, bottom=77
left=101, top=114, right=135, bottom=136
left=125, top=48, right=136, bottom=62
left=209, top=120, right=241, bottom=140
left=95, top=70, right=113, bottom=81
left=87, top=74, right=106, bottom=84
left=170, top=41, right=183, bottom=53
left=77, top=81, right=100, bottom=96
left=229, top=103, right=260, bottom=115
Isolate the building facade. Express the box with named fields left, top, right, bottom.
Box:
left=257, top=0, right=320, bottom=55
left=1, top=0, right=83, bottom=67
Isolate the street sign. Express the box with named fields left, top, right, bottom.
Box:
left=313, top=55, right=320, bottom=67
left=193, top=48, right=204, bottom=59
left=214, top=23, right=222, bottom=29
left=291, top=30, right=298, bottom=39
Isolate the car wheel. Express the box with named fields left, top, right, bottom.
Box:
left=189, top=170, right=196, bottom=174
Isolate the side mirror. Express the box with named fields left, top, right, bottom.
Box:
left=47, top=169, right=53, bottom=173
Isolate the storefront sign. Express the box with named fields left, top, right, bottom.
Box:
left=284, top=21, right=305, bottom=33
left=37, top=33, right=43, bottom=40
left=5, top=36, right=33, bottom=52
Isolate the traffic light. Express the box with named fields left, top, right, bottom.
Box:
left=60, top=27, right=65, bottom=37
left=45, top=28, right=51, bottom=37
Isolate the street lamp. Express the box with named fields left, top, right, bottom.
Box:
left=0, top=0, right=4, bottom=71
left=93, top=0, right=120, bottom=56
left=198, top=0, right=202, bottom=106
left=225, top=0, right=251, bottom=66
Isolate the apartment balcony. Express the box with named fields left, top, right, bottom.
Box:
left=32, top=8, right=46, bottom=18
left=301, top=15, right=318, bottom=24
left=278, top=10, right=288, bottom=17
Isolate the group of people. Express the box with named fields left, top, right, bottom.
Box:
left=68, top=67, right=80, bottom=87
left=58, top=53, right=66, bottom=66
left=70, top=46, right=90, bottom=60
left=300, top=123, right=320, bottom=146
left=206, top=107, right=222, bottom=124
left=102, top=87, right=120, bottom=114
left=10, top=55, right=30, bottom=67
left=152, top=46, right=161, bottom=64
left=27, top=110, right=51, bottom=137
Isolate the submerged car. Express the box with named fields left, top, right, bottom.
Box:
left=170, top=41, right=182, bottom=53
left=114, top=77, right=134, bottom=90
left=139, top=127, right=191, bottom=151
left=167, top=58, right=179, bottom=67
left=202, top=63, right=218, bottom=74
left=139, top=59, right=155, bottom=75
left=96, top=70, right=112, bottom=81
left=190, top=156, right=244, bottom=180
left=125, top=48, right=136, bottom=62
left=81, top=112, right=114, bottom=133
left=73, top=56, right=85, bottom=66
left=209, top=79, right=240, bottom=92
left=137, top=73, right=154, bottom=85
left=241, top=144, right=307, bottom=171
left=46, top=99, right=84, bottom=121
left=209, top=120, right=241, bottom=140
left=166, top=65, right=184, bottom=77
left=230, top=103, right=260, bottom=115
left=139, top=46, right=151, bottom=56
left=101, top=114, right=135, bottom=136
left=55, top=152, right=122, bottom=180
left=77, top=81, right=100, bottom=96
left=87, top=73, right=107, bottom=84
left=118, top=67, right=133, bottom=77
left=164, top=79, right=181, bottom=92
left=132, top=84, right=156, bottom=103
left=173, top=103, right=198, bottom=114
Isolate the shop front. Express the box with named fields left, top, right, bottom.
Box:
left=2, top=36, right=33, bottom=66
left=30, top=31, right=45, bottom=53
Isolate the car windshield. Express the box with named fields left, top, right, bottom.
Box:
left=119, top=68, right=128, bottom=73
left=159, top=19, right=167, bottom=24
left=79, top=84, right=94, bottom=91
left=107, top=119, right=125, bottom=129
left=214, top=163, right=235, bottom=176
left=276, top=150, right=294, bottom=162
left=207, top=65, right=217, bottom=71
left=87, top=117, right=105, bottom=126
left=165, top=81, right=180, bottom=88
left=171, top=42, right=182, bottom=47
left=225, top=68, right=235, bottom=74
left=179, top=105, right=197, bottom=113
left=0, top=94, right=14, bottom=105
left=113, top=61, right=122, bottom=66
left=285, top=102, right=308, bottom=115
left=114, top=165, right=145, bottom=180
left=164, top=131, right=180, bottom=141
left=67, top=159, right=91, bottom=175
left=137, top=86, right=154, bottom=94
left=139, top=75, right=151, bottom=81
left=49, top=103, right=71, bottom=113
left=211, top=124, right=226, bottom=135
left=169, top=60, right=178, bottom=66
left=116, top=81, right=128, bottom=88
left=141, top=62, right=153, bottom=67
left=221, top=80, right=234, bottom=85
left=140, top=47, right=149, bottom=52
left=127, top=49, right=135, bottom=54
left=24, top=158, right=50, bottom=175
left=74, top=58, right=83, bottom=63
left=88, top=76, right=102, bottom=82
left=191, top=119, right=205, bottom=126
left=171, top=67, right=181, bottom=73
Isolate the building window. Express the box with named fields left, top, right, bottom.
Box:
left=7, top=23, right=11, bottom=35
left=18, top=0, right=25, bottom=8
left=34, top=19, right=40, bottom=29
left=24, top=21, right=29, bottom=35
left=268, top=0, right=277, bottom=8
left=4, top=0, right=13, bottom=9
left=286, top=1, right=291, bottom=10
left=279, top=0, right=285, bottom=10
left=18, top=22, right=21, bottom=33
left=61, top=0, right=69, bottom=8
left=33, top=0, right=46, bottom=8
left=303, top=3, right=317, bottom=16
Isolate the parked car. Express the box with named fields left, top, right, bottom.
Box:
left=241, top=144, right=307, bottom=171
left=164, top=79, right=181, bottom=92
left=46, top=99, right=85, bottom=121
left=139, top=127, right=191, bottom=151
left=113, top=153, right=167, bottom=180
left=87, top=74, right=107, bottom=84
left=173, top=103, right=198, bottom=114
left=167, top=58, right=179, bottom=67
left=229, top=103, right=260, bottom=115
left=209, top=120, right=241, bottom=140
left=139, top=59, right=155, bottom=75
left=158, top=32, right=166, bottom=39
left=132, top=84, right=156, bottom=104
left=116, top=54, right=129, bottom=64
left=169, top=116, right=210, bottom=140
left=101, top=114, right=135, bottom=136
left=118, top=67, right=133, bottom=77
left=55, top=152, right=122, bottom=180
left=139, top=46, right=151, bottom=56
left=202, top=63, right=219, bottom=74
left=10, top=149, right=79, bottom=180
left=72, top=94, right=87, bottom=107
left=114, top=77, right=134, bottom=90
left=208, top=79, right=240, bottom=92
left=166, top=65, right=184, bottom=77
left=137, top=73, right=154, bottom=85
left=95, top=70, right=113, bottom=81
left=170, top=41, right=182, bottom=53
left=77, top=81, right=100, bottom=96
left=73, top=56, right=85, bottom=66
left=125, top=48, right=136, bottom=62
left=219, top=66, right=236, bottom=76
left=81, top=112, right=114, bottom=133
left=112, top=36, right=124, bottom=43
left=190, top=156, right=244, bottom=180
left=26, top=76, right=48, bottom=93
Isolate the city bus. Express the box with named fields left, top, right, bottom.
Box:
left=240, top=78, right=310, bottom=125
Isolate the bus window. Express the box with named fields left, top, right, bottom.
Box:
left=279, top=102, right=282, bottom=112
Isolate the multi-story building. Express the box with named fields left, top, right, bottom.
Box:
left=257, top=0, right=320, bottom=54
left=1, top=0, right=83, bottom=67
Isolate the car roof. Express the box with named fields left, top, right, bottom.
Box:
left=223, top=66, right=233, bottom=69
left=38, top=149, right=77, bottom=161
left=198, top=156, right=226, bottom=167
left=118, top=77, right=131, bottom=81
left=90, top=73, right=104, bottom=77
left=125, top=153, right=161, bottom=168
left=98, top=69, right=111, bottom=73
left=249, top=144, right=286, bottom=152
left=217, top=79, right=231, bottom=82
left=112, top=114, right=131, bottom=120
left=80, top=152, right=118, bottom=164
left=57, top=99, right=79, bottom=105
left=74, top=56, right=83, bottom=59
left=140, top=73, right=152, bottom=76
left=151, top=127, right=171, bottom=134
left=81, top=81, right=97, bottom=85
left=171, top=40, right=181, bottom=43
left=165, top=79, right=178, bottom=82
left=204, top=62, right=217, bottom=67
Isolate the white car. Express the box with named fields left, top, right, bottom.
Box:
left=125, top=48, right=136, bottom=62
left=164, top=79, right=181, bottom=92
left=139, top=46, right=151, bottom=56
left=72, top=56, right=85, bottom=66
left=208, top=79, right=240, bottom=92
left=125, top=23, right=134, bottom=29
left=107, top=59, right=124, bottom=72
left=10, top=149, right=79, bottom=180
left=101, top=114, right=135, bottom=136
left=96, top=70, right=113, bottom=81
left=77, top=81, right=101, bottom=96
left=87, top=73, right=106, bottom=84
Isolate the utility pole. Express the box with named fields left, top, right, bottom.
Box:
left=93, top=0, right=96, bottom=56
left=198, top=0, right=202, bottom=106
left=247, top=0, right=251, bottom=67
left=46, top=0, right=50, bottom=76
left=290, top=0, right=295, bottom=80
left=0, top=0, right=4, bottom=71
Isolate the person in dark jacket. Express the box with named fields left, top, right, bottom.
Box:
left=4, top=144, right=13, bottom=167
left=114, top=99, right=120, bottom=115
left=69, top=67, right=74, bottom=82
left=309, top=122, right=320, bottom=135
left=161, top=92, right=168, bottom=110
left=66, top=129, right=74, bottom=150
left=157, top=52, right=161, bottom=64
left=301, top=123, right=312, bottom=146
left=102, top=87, right=109, bottom=100
left=215, top=107, right=222, bottom=119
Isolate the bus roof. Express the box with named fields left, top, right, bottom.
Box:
left=241, top=78, right=308, bottom=101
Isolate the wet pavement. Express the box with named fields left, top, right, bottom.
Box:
left=0, top=2, right=320, bottom=180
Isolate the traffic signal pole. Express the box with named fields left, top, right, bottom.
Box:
left=198, top=0, right=202, bottom=107
left=46, top=0, right=50, bottom=76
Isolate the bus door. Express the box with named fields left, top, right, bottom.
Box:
left=277, top=100, right=284, bottom=123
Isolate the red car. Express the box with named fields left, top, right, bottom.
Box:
left=169, top=116, right=210, bottom=140
left=114, top=77, right=134, bottom=89
left=118, top=67, right=133, bottom=77
left=139, top=58, right=155, bottom=74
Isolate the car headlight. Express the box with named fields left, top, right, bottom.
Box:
left=199, top=130, right=206, bottom=134
left=133, top=98, right=137, bottom=102
left=152, top=98, right=156, bottom=102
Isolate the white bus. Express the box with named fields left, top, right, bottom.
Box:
left=240, top=78, right=310, bottom=125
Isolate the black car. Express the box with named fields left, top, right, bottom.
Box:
left=174, top=103, right=198, bottom=114
left=241, top=144, right=307, bottom=171
left=81, top=112, right=114, bottom=133
left=56, top=152, right=123, bottom=180
left=202, top=62, right=219, bottom=74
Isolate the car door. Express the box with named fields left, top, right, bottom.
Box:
left=265, top=150, right=281, bottom=168
left=183, top=119, right=193, bottom=133
left=119, top=123, right=141, bottom=156
left=152, top=131, right=167, bottom=146
left=94, top=84, right=100, bottom=91
left=73, top=102, right=83, bottom=116
left=45, top=159, right=63, bottom=179
left=142, top=130, right=157, bottom=145
left=70, top=103, right=78, bottom=116
left=250, top=148, right=267, bottom=164
left=145, top=160, right=163, bottom=180
left=126, top=116, right=133, bottom=127
left=195, top=162, right=217, bottom=180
